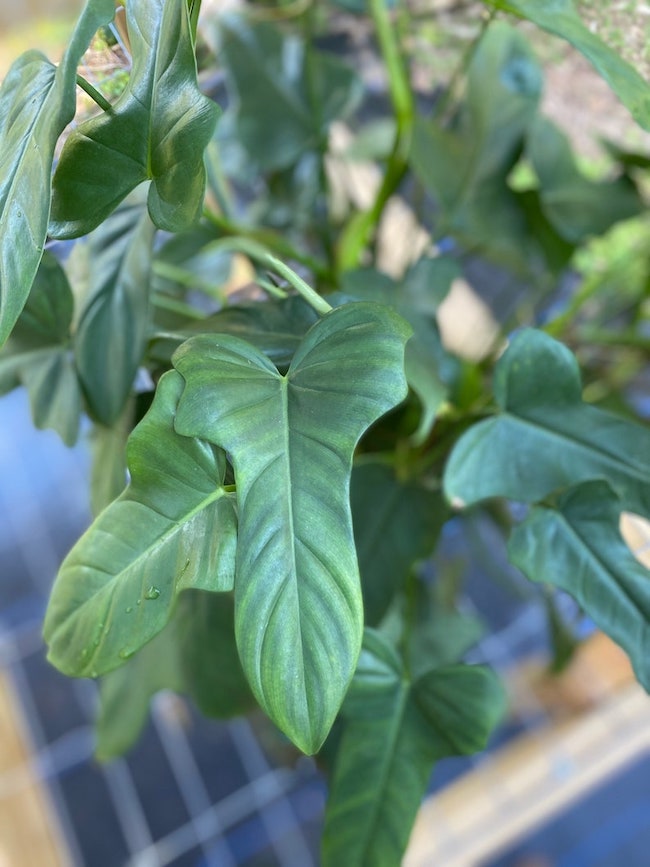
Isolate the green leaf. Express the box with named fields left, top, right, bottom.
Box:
left=43, top=370, right=237, bottom=678
left=50, top=0, right=219, bottom=238
left=483, top=0, right=650, bottom=130
left=74, top=193, right=156, bottom=425
left=410, top=22, right=544, bottom=271
left=341, top=259, right=458, bottom=443
left=172, top=302, right=411, bottom=754
left=528, top=116, right=643, bottom=243
left=0, top=252, right=82, bottom=445
left=322, top=630, right=505, bottom=867
left=89, top=404, right=133, bottom=516
left=351, top=461, right=447, bottom=625
left=149, top=296, right=319, bottom=369
left=96, top=589, right=254, bottom=761
left=0, top=0, right=116, bottom=344
left=509, top=481, right=650, bottom=690
left=218, top=15, right=362, bottom=171
left=444, top=329, right=650, bottom=518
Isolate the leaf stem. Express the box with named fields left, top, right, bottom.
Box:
left=337, top=0, right=415, bottom=270
left=76, top=74, right=113, bottom=113
left=206, top=238, right=333, bottom=315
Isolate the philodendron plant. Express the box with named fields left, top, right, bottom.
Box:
left=1, top=0, right=650, bottom=862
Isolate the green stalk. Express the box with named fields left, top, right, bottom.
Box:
left=76, top=74, right=113, bottom=113
left=337, top=0, right=415, bottom=270
left=206, top=238, right=333, bottom=315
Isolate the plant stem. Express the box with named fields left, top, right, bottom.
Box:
left=76, top=74, right=113, bottom=113
left=206, top=238, right=333, bottom=315
left=337, top=0, right=415, bottom=270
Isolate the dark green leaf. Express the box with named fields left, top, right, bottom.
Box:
left=50, top=0, right=219, bottom=237
left=509, top=481, right=650, bottom=690
left=410, top=22, right=543, bottom=271
left=528, top=116, right=643, bottom=243
left=444, top=329, right=650, bottom=518
left=96, top=589, right=254, bottom=761
left=218, top=15, right=362, bottom=171
left=0, top=252, right=81, bottom=444
left=0, top=0, right=116, bottom=344
left=322, top=630, right=505, bottom=867
left=173, top=302, right=411, bottom=753
left=483, top=0, right=650, bottom=130
left=74, top=193, right=156, bottom=425
left=351, top=461, right=447, bottom=625
left=44, top=370, right=237, bottom=678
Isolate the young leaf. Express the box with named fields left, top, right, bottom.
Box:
left=217, top=15, right=362, bottom=171
left=96, top=590, right=254, bottom=761
left=44, top=370, right=237, bottom=678
left=0, top=0, right=116, bottom=344
left=528, top=116, right=643, bottom=243
left=444, top=329, right=650, bottom=518
left=351, top=461, right=448, bottom=625
left=74, top=194, right=156, bottom=425
left=322, top=630, right=505, bottom=867
left=173, top=302, right=411, bottom=754
left=483, top=0, right=650, bottom=130
left=50, top=0, right=219, bottom=238
left=509, top=481, right=650, bottom=690
left=0, top=252, right=82, bottom=445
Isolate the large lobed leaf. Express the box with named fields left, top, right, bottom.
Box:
left=74, top=192, right=156, bottom=425
left=0, top=0, right=116, bottom=344
left=322, top=630, right=505, bottom=867
left=217, top=14, right=362, bottom=172
left=50, top=0, right=219, bottom=238
left=509, top=481, right=650, bottom=691
left=482, top=0, right=650, bottom=130
left=173, top=302, right=411, bottom=753
left=44, top=370, right=237, bottom=678
left=0, top=252, right=82, bottom=444
left=444, top=329, right=650, bottom=518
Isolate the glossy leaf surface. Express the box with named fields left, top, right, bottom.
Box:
left=218, top=15, right=362, bottom=171
left=74, top=194, right=156, bottom=425
left=173, top=302, right=410, bottom=753
left=0, top=0, right=116, bottom=344
left=50, top=0, right=219, bottom=237
left=0, top=252, right=81, bottom=444
left=509, top=481, right=650, bottom=690
left=483, top=0, right=650, bottom=129
left=44, top=370, right=237, bottom=677
left=351, top=461, right=447, bottom=625
left=444, top=329, right=650, bottom=518
left=96, top=590, right=253, bottom=761
left=322, top=630, right=505, bottom=867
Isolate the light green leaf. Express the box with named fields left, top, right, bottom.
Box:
left=509, top=480, right=650, bottom=690
left=410, top=22, right=544, bottom=271
left=96, top=589, right=253, bottom=761
left=351, top=461, right=447, bottom=625
left=44, top=370, right=237, bottom=678
left=0, top=0, right=116, bottom=344
left=0, top=252, right=81, bottom=445
left=50, top=0, right=219, bottom=238
left=528, top=116, right=643, bottom=243
left=89, top=403, right=133, bottom=516
left=444, top=329, right=650, bottom=518
left=322, top=630, right=505, bottom=867
left=173, top=302, right=411, bottom=753
left=483, top=0, right=650, bottom=130
left=217, top=15, right=362, bottom=171
left=74, top=193, right=156, bottom=425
